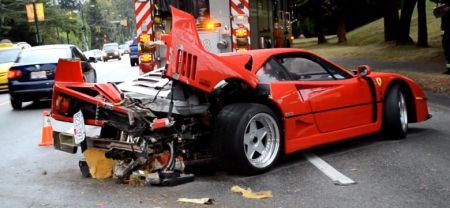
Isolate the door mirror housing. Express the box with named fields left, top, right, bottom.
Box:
left=357, top=65, right=371, bottom=78
left=88, top=57, right=97, bottom=63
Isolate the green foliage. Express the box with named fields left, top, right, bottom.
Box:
left=0, top=0, right=83, bottom=46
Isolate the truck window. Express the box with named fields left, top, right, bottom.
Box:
left=161, top=0, right=210, bottom=22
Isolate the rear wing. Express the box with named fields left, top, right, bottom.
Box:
left=161, top=7, right=257, bottom=93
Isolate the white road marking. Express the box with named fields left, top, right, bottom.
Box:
left=0, top=101, right=9, bottom=107
left=303, top=150, right=356, bottom=185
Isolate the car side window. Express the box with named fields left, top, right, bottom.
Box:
left=320, top=60, right=353, bottom=80
left=278, top=56, right=334, bottom=81
left=256, top=57, right=291, bottom=83
left=72, top=47, right=87, bottom=62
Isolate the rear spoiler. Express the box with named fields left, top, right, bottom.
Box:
left=160, top=7, right=258, bottom=93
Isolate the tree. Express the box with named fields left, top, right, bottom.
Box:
left=86, top=0, right=111, bottom=48
left=417, top=0, right=428, bottom=47
left=397, top=0, right=418, bottom=44
left=383, top=0, right=400, bottom=41
left=312, top=0, right=327, bottom=44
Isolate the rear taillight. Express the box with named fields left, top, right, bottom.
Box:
left=8, top=69, right=22, bottom=79
left=55, top=95, right=70, bottom=115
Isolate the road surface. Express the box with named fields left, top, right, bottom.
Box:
left=0, top=56, right=449, bottom=208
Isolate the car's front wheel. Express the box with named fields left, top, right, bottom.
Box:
left=383, top=84, right=408, bottom=139
left=213, top=103, right=282, bottom=175
left=10, top=97, right=22, bottom=110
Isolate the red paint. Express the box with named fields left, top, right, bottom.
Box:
left=94, top=83, right=122, bottom=104
left=54, top=59, right=84, bottom=83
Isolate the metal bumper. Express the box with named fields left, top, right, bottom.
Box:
left=51, top=118, right=102, bottom=154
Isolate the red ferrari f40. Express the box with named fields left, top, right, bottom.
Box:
left=50, top=8, right=430, bottom=181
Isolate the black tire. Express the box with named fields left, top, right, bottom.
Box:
left=118, top=57, right=121, bottom=61
left=213, top=103, right=282, bottom=175
left=383, top=84, right=408, bottom=139
left=10, top=97, right=22, bottom=110
left=103, top=59, right=107, bottom=62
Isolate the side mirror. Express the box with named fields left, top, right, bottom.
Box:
left=88, top=57, right=97, bottom=63
left=357, top=65, right=371, bottom=78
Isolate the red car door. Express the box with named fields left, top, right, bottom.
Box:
left=275, top=54, right=375, bottom=133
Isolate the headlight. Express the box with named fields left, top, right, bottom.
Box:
left=114, top=51, right=118, bottom=55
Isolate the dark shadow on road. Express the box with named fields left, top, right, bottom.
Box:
left=20, top=100, right=51, bottom=110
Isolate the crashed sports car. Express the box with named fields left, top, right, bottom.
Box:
left=50, top=8, right=430, bottom=183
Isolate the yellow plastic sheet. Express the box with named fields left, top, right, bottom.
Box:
left=231, top=185, right=273, bottom=199
left=83, top=149, right=115, bottom=179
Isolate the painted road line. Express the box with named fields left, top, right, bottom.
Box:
left=303, top=150, right=356, bottom=185
left=0, top=101, right=9, bottom=107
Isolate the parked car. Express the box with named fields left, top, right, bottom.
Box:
left=129, top=38, right=139, bottom=66
left=50, top=9, right=429, bottom=180
left=102, top=43, right=121, bottom=62
left=119, top=44, right=129, bottom=55
left=0, top=44, right=21, bottom=90
left=8, top=44, right=97, bottom=110
left=84, top=49, right=103, bottom=62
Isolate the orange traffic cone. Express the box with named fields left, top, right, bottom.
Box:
left=39, top=111, right=53, bottom=146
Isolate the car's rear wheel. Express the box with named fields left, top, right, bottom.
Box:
left=118, top=57, right=121, bottom=61
left=383, top=84, right=408, bottom=139
left=10, top=97, right=22, bottom=110
left=213, top=103, right=282, bottom=175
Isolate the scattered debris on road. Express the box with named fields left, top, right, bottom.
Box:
left=177, top=198, right=214, bottom=205
left=231, top=185, right=273, bottom=199
left=84, top=149, right=115, bottom=179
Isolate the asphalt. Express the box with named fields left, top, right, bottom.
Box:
left=0, top=56, right=449, bottom=208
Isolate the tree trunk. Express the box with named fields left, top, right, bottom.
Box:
left=314, top=1, right=327, bottom=44
left=336, top=17, right=347, bottom=43
left=417, top=0, right=428, bottom=47
left=383, top=0, right=400, bottom=41
left=397, top=0, right=418, bottom=44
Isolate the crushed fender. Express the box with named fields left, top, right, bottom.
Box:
left=83, top=149, right=115, bottom=179
left=231, top=185, right=273, bottom=199
left=177, top=198, right=214, bottom=205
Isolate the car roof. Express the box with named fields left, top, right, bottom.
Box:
left=23, top=44, right=74, bottom=51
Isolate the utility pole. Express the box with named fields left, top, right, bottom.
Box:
left=32, top=1, right=41, bottom=45
left=79, top=1, right=89, bottom=50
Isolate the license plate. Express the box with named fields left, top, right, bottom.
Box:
left=73, top=110, right=86, bottom=145
left=31, top=71, right=47, bottom=79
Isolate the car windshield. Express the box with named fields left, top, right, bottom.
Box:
left=0, top=48, right=21, bottom=63
left=119, top=45, right=127, bottom=49
left=17, top=48, right=70, bottom=64
left=103, top=44, right=118, bottom=50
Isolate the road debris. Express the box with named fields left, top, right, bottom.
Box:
left=177, top=198, right=214, bottom=205
left=83, top=149, right=115, bottom=179
left=231, top=185, right=273, bottom=199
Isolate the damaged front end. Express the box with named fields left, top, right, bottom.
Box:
left=52, top=61, right=213, bottom=185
